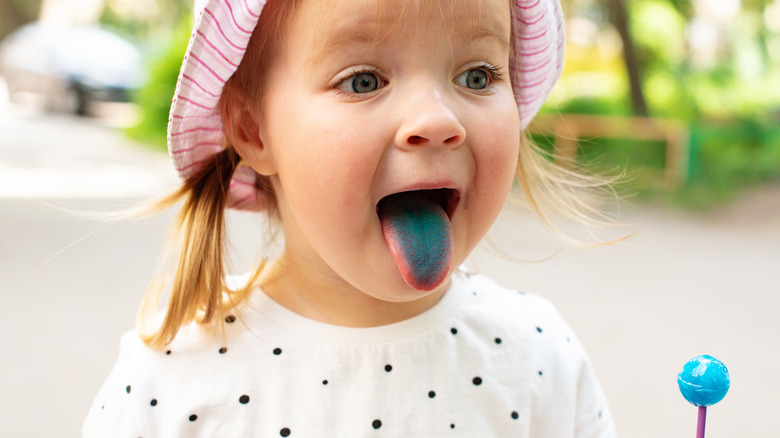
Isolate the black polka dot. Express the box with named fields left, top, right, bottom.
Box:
left=322, top=380, right=328, bottom=385
left=150, top=399, right=157, bottom=407
left=536, top=326, right=543, bottom=333
left=538, top=370, right=543, bottom=376
left=225, top=315, right=236, bottom=323
left=511, top=411, right=519, bottom=420
left=280, top=427, right=291, bottom=437
left=189, top=414, right=198, bottom=422
left=450, top=423, right=455, bottom=429
left=219, top=347, right=227, bottom=354
left=273, top=348, right=282, bottom=355
left=166, top=350, right=171, bottom=355
left=239, top=395, right=250, bottom=404
left=125, top=385, right=131, bottom=394
left=450, top=327, right=458, bottom=335
left=372, top=419, right=382, bottom=429
left=384, top=364, right=392, bottom=372
left=472, top=377, right=482, bottom=385
left=495, top=337, right=502, bottom=344
left=428, top=391, right=436, bottom=398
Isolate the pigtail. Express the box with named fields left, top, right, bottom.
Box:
left=138, top=147, right=257, bottom=348
left=135, top=0, right=297, bottom=348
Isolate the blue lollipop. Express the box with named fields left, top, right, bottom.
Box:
left=677, top=355, right=730, bottom=438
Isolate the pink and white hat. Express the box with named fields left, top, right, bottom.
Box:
left=168, top=0, right=565, bottom=211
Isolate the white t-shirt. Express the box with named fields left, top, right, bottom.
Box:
left=83, top=273, right=617, bottom=437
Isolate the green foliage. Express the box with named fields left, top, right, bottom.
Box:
left=125, top=18, right=193, bottom=151
left=554, top=96, right=634, bottom=117
left=549, top=0, right=780, bottom=208
left=99, top=3, right=151, bottom=41
left=549, top=118, right=780, bottom=209
left=688, top=119, right=780, bottom=178
left=630, top=0, right=687, bottom=65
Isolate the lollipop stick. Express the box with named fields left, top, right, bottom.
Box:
left=696, top=406, right=707, bottom=438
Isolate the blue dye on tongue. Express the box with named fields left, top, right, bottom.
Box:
left=378, top=192, right=453, bottom=291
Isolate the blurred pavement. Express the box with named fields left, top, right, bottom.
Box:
left=1, top=89, right=779, bottom=437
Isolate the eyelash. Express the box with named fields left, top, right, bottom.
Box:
left=476, top=63, right=504, bottom=84
left=332, top=62, right=506, bottom=97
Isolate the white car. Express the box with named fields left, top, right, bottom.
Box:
left=0, top=23, right=144, bottom=115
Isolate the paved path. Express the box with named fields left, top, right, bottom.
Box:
left=1, top=97, right=778, bottom=437
left=0, top=98, right=178, bottom=199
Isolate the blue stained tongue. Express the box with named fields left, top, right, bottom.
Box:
left=377, top=192, right=453, bottom=291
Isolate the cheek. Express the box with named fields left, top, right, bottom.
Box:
left=464, top=108, right=520, bottom=243
left=474, top=110, right=520, bottom=196
left=275, top=124, right=381, bottom=232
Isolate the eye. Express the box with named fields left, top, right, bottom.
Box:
left=456, top=69, right=489, bottom=90
left=455, top=64, right=504, bottom=91
left=335, top=69, right=386, bottom=95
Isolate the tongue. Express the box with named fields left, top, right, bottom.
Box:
left=377, top=192, right=453, bottom=291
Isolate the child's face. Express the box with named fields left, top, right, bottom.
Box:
left=251, top=0, right=520, bottom=309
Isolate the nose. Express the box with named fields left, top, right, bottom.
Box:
left=394, top=87, right=466, bottom=150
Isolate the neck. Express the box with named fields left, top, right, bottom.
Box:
left=258, top=257, right=448, bottom=327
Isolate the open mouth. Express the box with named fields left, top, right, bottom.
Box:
left=377, top=188, right=460, bottom=219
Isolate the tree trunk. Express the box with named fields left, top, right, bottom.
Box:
left=606, top=0, right=649, bottom=116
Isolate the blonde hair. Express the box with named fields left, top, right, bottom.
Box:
left=138, top=0, right=620, bottom=347
left=137, top=0, right=295, bottom=347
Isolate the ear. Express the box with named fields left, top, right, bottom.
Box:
left=222, top=94, right=277, bottom=176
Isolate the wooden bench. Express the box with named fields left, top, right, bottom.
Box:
left=527, top=114, right=690, bottom=187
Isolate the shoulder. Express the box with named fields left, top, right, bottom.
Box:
left=454, top=274, right=617, bottom=437
left=453, top=273, right=592, bottom=388
left=83, top=324, right=245, bottom=437
left=451, top=272, right=589, bottom=372
left=82, top=331, right=157, bottom=437
left=457, top=273, right=576, bottom=343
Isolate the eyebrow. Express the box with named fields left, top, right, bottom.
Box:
left=306, top=27, right=381, bottom=67
left=306, top=15, right=512, bottom=67
left=466, top=20, right=512, bottom=57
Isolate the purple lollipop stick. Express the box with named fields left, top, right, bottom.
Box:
left=696, top=406, right=706, bottom=438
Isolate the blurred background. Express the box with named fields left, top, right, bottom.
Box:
left=0, top=0, right=778, bottom=436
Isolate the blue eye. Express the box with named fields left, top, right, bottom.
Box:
left=457, top=69, right=489, bottom=90
left=351, top=72, right=379, bottom=93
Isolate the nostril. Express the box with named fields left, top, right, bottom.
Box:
left=444, top=135, right=461, bottom=144
left=407, top=135, right=426, bottom=145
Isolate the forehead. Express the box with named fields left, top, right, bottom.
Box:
left=290, top=0, right=512, bottom=61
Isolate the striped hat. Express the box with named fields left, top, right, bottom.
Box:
left=168, top=0, right=565, bottom=211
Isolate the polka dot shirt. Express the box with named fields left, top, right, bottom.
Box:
left=83, top=273, right=616, bottom=437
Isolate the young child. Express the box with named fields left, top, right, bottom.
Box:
left=84, top=0, right=618, bottom=436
